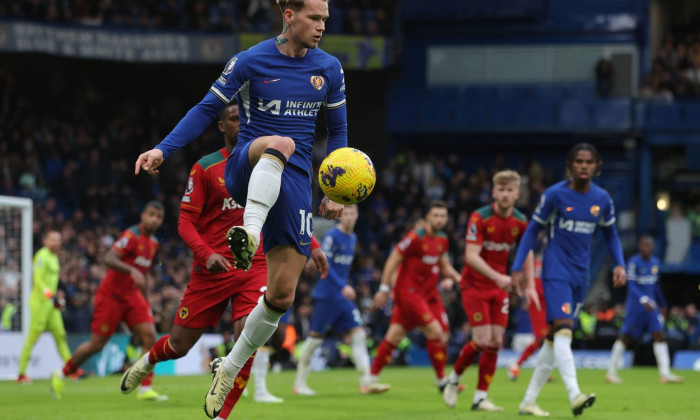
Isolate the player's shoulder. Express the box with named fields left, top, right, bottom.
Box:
left=436, top=230, right=448, bottom=239
left=126, top=225, right=141, bottom=237
left=473, top=205, right=492, bottom=220
left=589, top=182, right=612, bottom=199
left=628, top=253, right=642, bottom=264
left=545, top=180, right=569, bottom=195
left=512, top=207, right=528, bottom=223
left=413, top=227, right=426, bottom=238
left=196, top=149, right=226, bottom=170
left=223, top=39, right=274, bottom=70
left=309, top=46, right=343, bottom=68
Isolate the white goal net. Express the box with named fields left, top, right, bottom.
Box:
left=0, top=196, right=33, bottom=334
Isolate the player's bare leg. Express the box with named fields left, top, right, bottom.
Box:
left=205, top=246, right=305, bottom=418
left=227, top=136, right=294, bottom=270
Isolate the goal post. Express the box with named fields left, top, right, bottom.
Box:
left=0, top=195, right=33, bottom=335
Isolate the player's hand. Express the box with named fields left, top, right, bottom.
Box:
left=525, top=286, right=541, bottom=312
left=206, top=254, right=232, bottom=274
left=135, top=148, right=164, bottom=175
left=511, top=271, right=524, bottom=292
left=643, top=301, right=655, bottom=312
left=43, top=288, right=54, bottom=299
left=342, top=285, right=356, bottom=300
left=439, top=278, right=454, bottom=291
left=310, top=247, right=329, bottom=279
left=319, top=196, right=343, bottom=220
left=493, top=273, right=512, bottom=291
left=612, top=265, right=626, bottom=288
left=130, top=268, right=145, bottom=288
left=373, top=290, right=388, bottom=309
left=53, top=296, right=66, bottom=311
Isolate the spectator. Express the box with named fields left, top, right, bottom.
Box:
left=664, top=203, right=691, bottom=264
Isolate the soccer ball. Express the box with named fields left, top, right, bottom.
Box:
left=318, top=147, right=376, bottom=204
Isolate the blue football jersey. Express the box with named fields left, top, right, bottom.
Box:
left=312, top=226, right=356, bottom=300
left=625, top=253, right=666, bottom=312
left=533, top=180, right=617, bottom=285
left=211, top=39, right=347, bottom=173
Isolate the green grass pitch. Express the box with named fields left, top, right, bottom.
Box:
left=2, top=367, right=696, bottom=419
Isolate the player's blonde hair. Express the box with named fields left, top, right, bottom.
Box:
left=492, top=170, right=521, bottom=187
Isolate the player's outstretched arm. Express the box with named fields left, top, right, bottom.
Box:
left=374, top=248, right=402, bottom=308
left=135, top=91, right=225, bottom=175
left=602, top=224, right=626, bottom=287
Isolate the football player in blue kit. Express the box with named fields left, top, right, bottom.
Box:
left=134, top=1, right=346, bottom=417
left=510, top=142, right=627, bottom=417
left=606, top=235, right=684, bottom=385
left=293, top=204, right=390, bottom=396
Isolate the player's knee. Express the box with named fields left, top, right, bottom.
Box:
left=490, top=335, right=504, bottom=349
left=168, top=336, right=192, bottom=355
left=268, top=136, right=295, bottom=159
left=552, top=324, right=573, bottom=339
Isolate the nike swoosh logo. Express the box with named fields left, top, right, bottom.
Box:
left=210, top=378, right=219, bottom=396
left=263, top=79, right=280, bottom=84
left=300, top=241, right=311, bottom=246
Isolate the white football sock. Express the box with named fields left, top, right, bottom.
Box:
left=447, top=370, right=460, bottom=384
left=350, top=329, right=371, bottom=385
left=553, top=332, right=581, bottom=403
left=608, top=340, right=626, bottom=375
left=653, top=341, right=671, bottom=377
left=473, top=389, right=488, bottom=405
left=224, top=299, right=282, bottom=374
left=295, top=336, right=322, bottom=386
left=522, top=341, right=554, bottom=405
left=244, top=154, right=284, bottom=240
left=252, top=348, right=271, bottom=395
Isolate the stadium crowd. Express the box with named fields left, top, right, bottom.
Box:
left=0, top=0, right=395, bottom=36
left=1, top=56, right=700, bottom=368
left=639, top=30, right=700, bottom=101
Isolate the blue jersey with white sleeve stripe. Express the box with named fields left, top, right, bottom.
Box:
left=532, top=180, right=617, bottom=285
left=210, top=39, right=347, bottom=173
left=312, top=226, right=356, bottom=300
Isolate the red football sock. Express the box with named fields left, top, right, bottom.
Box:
left=141, top=371, right=154, bottom=387
left=517, top=338, right=543, bottom=367
left=148, top=335, right=183, bottom=365
left=453, top=341, right=482, bottom=376
left=62, top=359, right=78, bottom=376
left=370, top=339, right=396, bottom=376
left=426, top=338, right=447, bottom=380
left=218, top=355, right=254, bottom=420
left=476, top=347, right=499, bottom=391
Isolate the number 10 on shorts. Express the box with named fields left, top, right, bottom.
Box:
left=299, top=209, right=313, bottom=237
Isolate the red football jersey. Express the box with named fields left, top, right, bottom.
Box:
left=394, top=227, right=449, bottom=298
left=461, top=203, right=528, bottom=291
left=180, top=148, right=264, bottom=271
left=100, top=225, right=158, bottom=294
